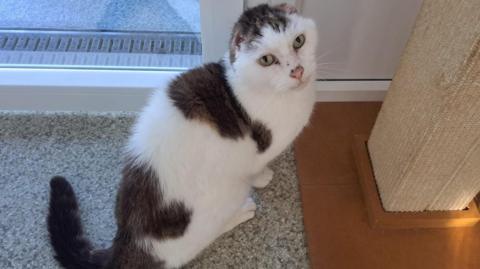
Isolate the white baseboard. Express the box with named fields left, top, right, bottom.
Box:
left=315, top=80, right=389, bottom=102
left=0, top=68, right=388, bottom=112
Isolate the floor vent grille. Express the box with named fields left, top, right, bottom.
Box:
left=0, top=30, right=202, bottom=69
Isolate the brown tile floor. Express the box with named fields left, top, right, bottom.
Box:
left=295, top=102, right=480, bottom=269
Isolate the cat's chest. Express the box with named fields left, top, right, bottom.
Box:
left=245, top=89, right=315, bottom=151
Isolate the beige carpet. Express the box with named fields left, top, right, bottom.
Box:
left=0, top=112, right=309, bottom=268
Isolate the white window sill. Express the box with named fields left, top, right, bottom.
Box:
left=0, top=67, right=180, bottom=112
left=0, top=67, right=388, bottom=112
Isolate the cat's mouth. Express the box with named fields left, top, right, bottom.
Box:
left=293, top=75, right=311, bottom=90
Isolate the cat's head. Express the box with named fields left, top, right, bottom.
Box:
left=227, top=4, right=317, bottom=93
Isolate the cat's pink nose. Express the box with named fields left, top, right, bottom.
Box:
left=290, top=65, right=304, bottom=80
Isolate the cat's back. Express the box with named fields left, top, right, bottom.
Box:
left=128, top=62, right=257, bottom=175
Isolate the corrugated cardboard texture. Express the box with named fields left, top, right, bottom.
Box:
left=368, top=0, right=480, bottom=211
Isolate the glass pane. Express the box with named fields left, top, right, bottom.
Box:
left=0, top=0, right=202, bottom=70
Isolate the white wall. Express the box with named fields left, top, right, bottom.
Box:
left=303, top=0, right=423, bottom=79
left=200, top=0, right=244, bottom=62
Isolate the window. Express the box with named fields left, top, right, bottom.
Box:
left=0, top=0, right=202, bottom=70
left=0, top=1, right=244, bottom=111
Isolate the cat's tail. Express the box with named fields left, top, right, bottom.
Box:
left=47, top=176, right=109, bottom=269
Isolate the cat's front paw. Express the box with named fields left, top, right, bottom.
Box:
left=252, top=167, right=274, bottom=188
left=223, top=197, right=256, bottom=233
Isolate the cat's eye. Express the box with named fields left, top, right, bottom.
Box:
left=258, top=54, right=277, bottom=67
left=293, top=34, right=306, bottom=49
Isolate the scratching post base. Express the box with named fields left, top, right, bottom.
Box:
left=353, top=135, right=480, bottom=229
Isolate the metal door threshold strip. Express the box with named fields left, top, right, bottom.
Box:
left=0, top=30, right=202, bottom=69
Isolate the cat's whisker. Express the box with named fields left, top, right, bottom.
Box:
left=317, top=68, right=345, bottom=74
left=316, top=62, right=345, bottom=70
left=316, top=68, right=344, bottom=78
left=317, top=61, right=343, bottom=66
left=316, top=64, right=344, bottom=70
left=316, top=49, right=335, bottom=61
left=317, top=68, right=345, bottom=72
left=317, top=66, right=345, bottom=73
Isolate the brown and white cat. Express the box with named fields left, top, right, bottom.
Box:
left=47, top=4, right=317, bottom=268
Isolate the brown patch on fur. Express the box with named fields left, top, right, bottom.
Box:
left=168, top=62, right=250, bottom=139
left=47, top=166, right=189, bottom=269
left=251, top=121, right=272, bottom=153
left=169, top=62, right=274, bottom=153
left=105, top=158, right=192, bottom=268
left=89, top=248, right=112, bottom=267
left=105, top=233, right=164, bottom=269
left=168, top=62, right=274, bottom=153
left=116, top=159, right=191, bottom=238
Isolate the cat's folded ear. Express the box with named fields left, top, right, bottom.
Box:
left=229, top=28, right=245, bottom=64
left=231, top=29, right=244, bottom=49
left=273, top=3, right=298, bottom=14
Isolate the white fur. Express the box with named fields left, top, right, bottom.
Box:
left=127, top=13, right=317, bottom=268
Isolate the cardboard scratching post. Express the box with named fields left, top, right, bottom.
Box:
left=368, top=0, right=480, bottom=212
left=355, top=0, right=480, bottom=227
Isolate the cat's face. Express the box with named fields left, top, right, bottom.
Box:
left=229, top=4, right=317, bottom=93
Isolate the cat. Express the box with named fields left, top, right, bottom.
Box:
left=47, top=3, right=317, bottom=269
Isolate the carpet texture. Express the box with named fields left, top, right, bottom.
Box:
left=0, top=111, right=309, bottom=269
